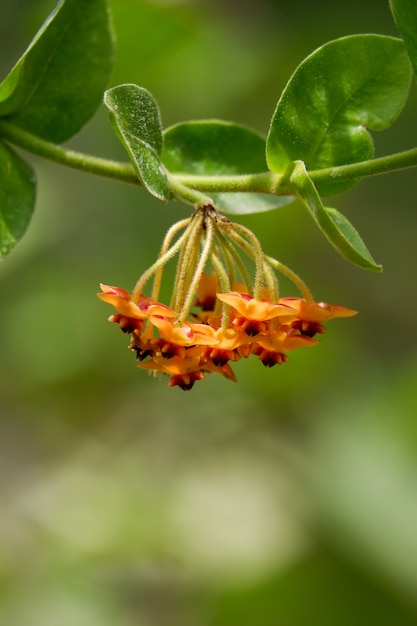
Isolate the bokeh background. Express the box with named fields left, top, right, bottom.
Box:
left=1, top=1, right=417, bottom=624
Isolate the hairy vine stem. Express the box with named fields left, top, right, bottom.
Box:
left=1, top=118, right=417, bottom=203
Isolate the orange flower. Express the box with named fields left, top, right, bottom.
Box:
left=206, top=326, right=252, bottom=366
left=98, top=278, right=357, bottom=389
left=217, top=292, right=295, bottom=336
left=98, top=284, right=177, bottom=333
left=139, top=348, right=202, bottom=375
left=201, top=359, right=238, bottom=382
left=168, top=371, right=206, bottom=391
left=213, top=326, right=252, bottom=349
left=253, top=329, right=318, bottom=367
left=138, top=346, right=206, bottom=390
left=150, top=316, right=219, bottom=347
left=132, top=316, right=218, bottom=363
left=279, top=298, right=357, bottom=336
left=193, top=272, right=218, bottom=313
left=217, top=292, right=295, bottom=321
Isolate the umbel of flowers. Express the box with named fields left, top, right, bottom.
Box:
left=98, top=203, right=356, bottom=390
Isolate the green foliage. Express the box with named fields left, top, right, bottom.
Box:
left=289, top=161, right=381, bottom=271
left=104, top=84, right=170, bottom=202
left=0, top=0, right=113, bottom=258
left=163, top=120, right=269, bottom=176
left=0, top=142, right=35, bottom=256
left=266, top=35, right=412, bottom=196
left=391, top=0, right=417, bottom=78
left=0, top=0, right=114, bottom=143
left=162, top=120, right=294, bottom=214
left=0, top=0, right=417, bottom=267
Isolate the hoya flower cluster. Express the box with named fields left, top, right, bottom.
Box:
left=98, top=204, right=356, bottom=390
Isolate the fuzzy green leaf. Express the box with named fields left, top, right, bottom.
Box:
left=267, top=35, right=411, bottom=196
left=104, top=84, right=170, bottom=202
left=290, top=161, right=381, bottom=271
left=390, top=0, right=417, bottom=78
left=0, top=0, right=114, bottom=143
left=162, top=120, right=294, bottom=214
left=0, top=142, right=36, bottom=257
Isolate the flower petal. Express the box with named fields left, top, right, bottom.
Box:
left=217, top=292, right=295, bottom=321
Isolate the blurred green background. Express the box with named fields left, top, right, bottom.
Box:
left=1, top=1, right=417, bottom=624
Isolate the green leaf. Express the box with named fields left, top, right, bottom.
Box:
left=104, top=84, right=170, bottom=202
left=162, top=120, right=294, bottom=214
left=209, top=192, right=293, bottom=216
left=390, top=0, right=417, bottom=78
left=289, top=161, right=381, bottom=271
left=0, top=0, right=114, bottom=143
left=0, top=142, right=36, bottom=258
left=163, top=120, right=269, bottom=175
left=267, top=35, right=412, bottom=196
